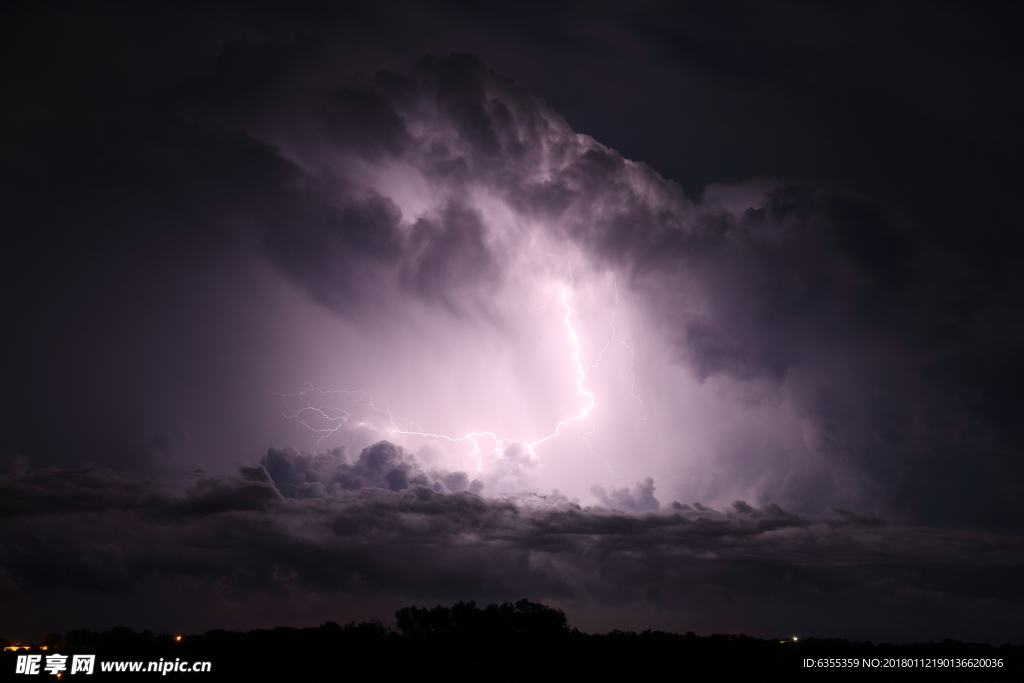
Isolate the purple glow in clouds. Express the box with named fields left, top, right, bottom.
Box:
left=5, top=12, right=1024, bottom=643
left=278, top=264, right=648, bottom=503
left=227, top=54, right=855, bottom=512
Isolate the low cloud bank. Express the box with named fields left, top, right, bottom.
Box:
left=260, top=441, right=484, bottom=498
left=2, top=453, right=1022, bottom=641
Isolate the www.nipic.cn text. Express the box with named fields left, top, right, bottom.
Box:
left=15, top=654, right=212, bottom=675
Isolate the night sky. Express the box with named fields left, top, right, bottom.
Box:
left=3, top=0, right=1024, bottom=644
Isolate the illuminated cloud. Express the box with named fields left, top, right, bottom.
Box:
left=7, top=41, right=1015, bottom=521
left=4, top=9, right=1023, bottom=645
left=260, top=441, right=484, bottom=497
left=180, top=48, right=952, bottom=521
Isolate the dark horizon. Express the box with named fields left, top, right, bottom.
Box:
left=3, top=600, right=1021, bottom=682
left=2, top=0, right=1023, bottom=647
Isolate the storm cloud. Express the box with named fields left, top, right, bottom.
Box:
left=168, top=45, right=1023, bottom=525
left=260, top=440, right=483, bottom=497
left=2, top=454, right=1023, bottom=642
left=3, top=2, right=1023, bottom=646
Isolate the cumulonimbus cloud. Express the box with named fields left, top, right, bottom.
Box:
left=5, top=35, right=1023, bottom=643
left=173, top=43, right=1014, bottom=523
left=6, top=35, right=1015, bottom=524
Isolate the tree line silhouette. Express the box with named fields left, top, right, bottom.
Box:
left=2, top=600, right=1020, bottom=682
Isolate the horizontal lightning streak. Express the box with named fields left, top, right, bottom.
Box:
left=279, top=265, right=646, bottom=472
left=279, top=387, right=498, bottom=470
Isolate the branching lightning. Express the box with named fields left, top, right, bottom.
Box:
left=279, top=386, right=500, bottom=470
left=279, top=263, right=646, bottom=473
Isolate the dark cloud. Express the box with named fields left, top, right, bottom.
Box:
left=403, top=200, right=500, bottom=305
left=592, top=477, right=660, bottom=512
left=0, top=456, right=164, bottom=518
left=259, top=184, right=408, bottom=313
left=261, top=441, right=483, bottom=497
left=1, top=455, right=1022, bottom=641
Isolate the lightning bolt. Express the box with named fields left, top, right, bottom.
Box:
left=279, top=386, right=499, bottom=470
left=279, top=263, right=646, bottom=473
left=527, top=284, right=594, bottom=449
left=527, top=267, right=647, bottom=476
